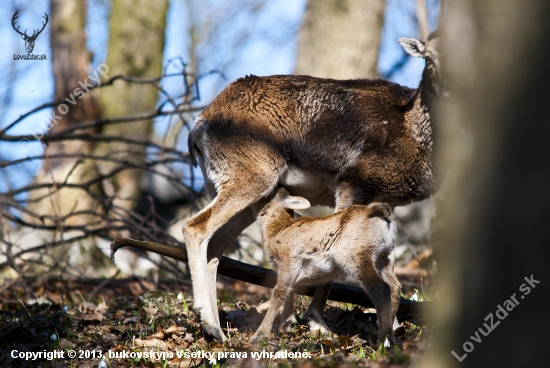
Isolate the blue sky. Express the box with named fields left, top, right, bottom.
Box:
left=0, top=0, right=440, bottom=189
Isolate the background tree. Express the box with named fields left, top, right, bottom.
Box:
left=28, top=0, right=102, bottom=228
left=95, top=0, right=169, bottom=213
left=294, top=0, right=385, bottom=79
left=427, top=0, right=550, bottom=366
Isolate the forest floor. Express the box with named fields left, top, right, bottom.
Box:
left=0, top=267, right=433, bottom=368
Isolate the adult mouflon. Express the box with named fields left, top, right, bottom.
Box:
left=183, top=32, right=443, bottom=341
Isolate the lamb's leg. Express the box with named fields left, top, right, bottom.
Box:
left=302, top=181, right=373, bottom=332
left=302, top=283, right=331, bottom=332
left=358, top=267, right=396, bottom=345
left=301, top=182, right=367, bottom=330
left=373, top=250, right=401, bottom=345
left=280, top=290, right=297, bottom=331
left=250, top=278, right=293, bottom=343
left=345, top=245, right=397, bottom=345
left=380, top=261, right=402, bottom=336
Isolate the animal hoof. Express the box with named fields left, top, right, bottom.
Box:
left=280, top=320, right=297, bottom=333
left=306, top=319, right=330, bottom=334
left=192, top=307, right=201, bottom=317
left=202, top=325, right=227, bottom=342
left=249, top=330, right=268, bottom=344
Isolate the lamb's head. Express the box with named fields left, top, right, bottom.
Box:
left=399, top=31, right=445, bottom=99
left=258, top=187, right=310, bottom=228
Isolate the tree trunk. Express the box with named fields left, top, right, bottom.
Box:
left=294, top=0, right=385, bottom=79
left=95, top=0, right=168, bottom=212
left=28, top=0, right=103, bottom=228
left=50, top=0, right=100, bottom=135
left=427, top=1, right=550, bottom=367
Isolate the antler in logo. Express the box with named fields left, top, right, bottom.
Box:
left=12, top=11, right=49, bottom=54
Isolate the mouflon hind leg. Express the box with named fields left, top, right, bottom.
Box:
left=183, top=141, right=284, bottom=341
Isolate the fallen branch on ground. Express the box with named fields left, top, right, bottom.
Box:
left=110, top=237, right=425, bottom=321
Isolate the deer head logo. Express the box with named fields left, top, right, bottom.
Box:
left=11, top=11, right=49, bottom=54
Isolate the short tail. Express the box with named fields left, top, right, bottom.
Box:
left=188, top=117, right=205, bottom=167
left=367, top=203, right=393, bottom=223
left=188, top=134, right=198, bottom=167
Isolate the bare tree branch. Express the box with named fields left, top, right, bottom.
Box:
left=0, top=67, right=211, bottom=283
left=110, top=237, right=425, bottom=321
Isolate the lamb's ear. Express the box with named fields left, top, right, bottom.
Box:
left=398, top=37, right=425, bottom=58
left=280, top=196, right=310, bottom=210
